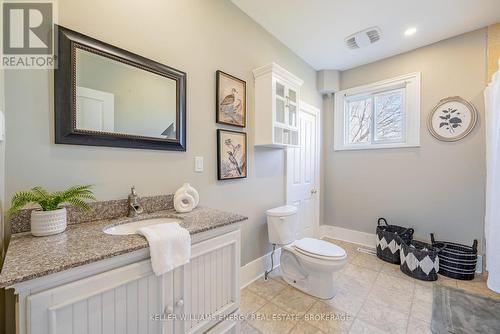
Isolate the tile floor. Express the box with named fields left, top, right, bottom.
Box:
left=240, top=238, right=500, bottom=334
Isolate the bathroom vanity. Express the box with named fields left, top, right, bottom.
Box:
left=0, top=198, right=247, bottom=334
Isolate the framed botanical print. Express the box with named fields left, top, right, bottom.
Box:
left=217, top=129, right=247, bottom=180
left=428, top=96, right=478, bottom=142
left=216, top=70, right=246, bottom=127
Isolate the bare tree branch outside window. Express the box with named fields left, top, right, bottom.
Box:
left=348, top=98, right=372, bottom=144
left=347, top=89, right=404, bottom=145
left=374, top=91, right=403, bottom=141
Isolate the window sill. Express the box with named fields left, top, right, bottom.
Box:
left=334, top=142, right=420, bottom=151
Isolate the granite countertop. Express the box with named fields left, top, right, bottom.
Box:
left=0, top=207, right=247, bottom=288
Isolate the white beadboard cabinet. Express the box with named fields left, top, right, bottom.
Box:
left=175, top=230, right=240, bottom=334
left=253, top=63, right=304, bottom=148
left=11, top=226, right=241, bottom=334
left=27, top=260, right=169, bottom=334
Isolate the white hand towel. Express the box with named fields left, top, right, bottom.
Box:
left=138, top=223, right=191, bottom=276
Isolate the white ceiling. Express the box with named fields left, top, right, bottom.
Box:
left=231, top=0, right=500, bottom=70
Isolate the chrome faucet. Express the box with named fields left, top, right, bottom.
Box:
left=128, top=186, right=144, bottom=217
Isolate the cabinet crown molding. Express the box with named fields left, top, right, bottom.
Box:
left=252, top=62, right=304, bottom=87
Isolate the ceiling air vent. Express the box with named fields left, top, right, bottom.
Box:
left=345, top=27, right=381, bottom=49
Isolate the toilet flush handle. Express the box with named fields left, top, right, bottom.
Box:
left=279, top=216, right=286, bottom=221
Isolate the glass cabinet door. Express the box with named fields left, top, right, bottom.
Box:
left=276, top=81, right=285, bottom=98
left=286, top=88, right=298, bottom=128
left=275, top=82, right=286, bottom=124
left=273, top=79, right=300, bottom=146
left=288, top=104, right=297, bottom=128
left=276, top=99, right=285, bottom=124
left=288, top=88, right=297, bottom=104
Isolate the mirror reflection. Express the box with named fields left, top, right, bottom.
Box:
left=75, top=48, right=177, bottom=139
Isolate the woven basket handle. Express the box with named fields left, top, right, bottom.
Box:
left=435, top=243, right=446, bottom=253
left=401, top=227, right=415, bottom=235
left=472, top=239, right=478, bottom=252
left=430, top=233, right=445, bottom=252
left=377, top=218, right=388, bottom=227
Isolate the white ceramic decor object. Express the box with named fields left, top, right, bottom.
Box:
left=30, top=208, right=67, bottom=236
left=174, top=192, right=195, bottom=213
left=174, top=183, right=199, bottom=207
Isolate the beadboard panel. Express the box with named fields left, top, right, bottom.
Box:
left=26, top=260, right=170, bottom=334
left=181, top=230, right=240, bottom=334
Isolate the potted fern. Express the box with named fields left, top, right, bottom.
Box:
left=8, top=185, right=96, bottom=236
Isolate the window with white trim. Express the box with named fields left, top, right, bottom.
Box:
left=334, top=73, right=421, bottom=151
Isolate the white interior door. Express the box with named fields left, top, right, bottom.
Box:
left=76, top=86, right=115, bottom=132
left=286, top=102, right=320, bottom=239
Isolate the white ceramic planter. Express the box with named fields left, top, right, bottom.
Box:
left=30, top=208, right=67, bottom=236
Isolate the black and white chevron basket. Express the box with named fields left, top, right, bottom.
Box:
left=400, top=240, right=444, bottom=281
left=376, top=218, right=414, bottom=264
left=431, top=233, right=478, bottom=280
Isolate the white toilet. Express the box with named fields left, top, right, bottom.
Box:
left=266, top=205, right=347, bottom=299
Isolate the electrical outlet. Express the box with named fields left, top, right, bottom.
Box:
left=194, top=156, right=204, bottom=172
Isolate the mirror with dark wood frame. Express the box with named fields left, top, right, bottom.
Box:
left=55, top=25, right=187, bottom=151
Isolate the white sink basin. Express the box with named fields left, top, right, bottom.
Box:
left=103, top=218, right=181, bottom=236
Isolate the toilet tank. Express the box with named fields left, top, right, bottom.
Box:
left=266, top=205, right=298, bottom=245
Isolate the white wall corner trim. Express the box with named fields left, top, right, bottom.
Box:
left=319, top=225, right=376, bottom=248
left=477, top=255, right=483, bottom=274
left=240, top=248, right=281, bottom=289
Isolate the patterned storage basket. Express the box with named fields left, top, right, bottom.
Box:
left=376, top=218, right=414, bottom=264
left=400, top=240, right=444, bottom=281
left=431, top=233, right=478, bottom=280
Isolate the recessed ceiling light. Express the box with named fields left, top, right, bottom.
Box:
left=404, top=27, right=417, bottom=36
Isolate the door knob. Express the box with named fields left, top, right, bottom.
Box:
left=176, top=299, right=184, bottom=307
left=310, top=188, right=317, bottom=194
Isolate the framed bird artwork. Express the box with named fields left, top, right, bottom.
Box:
left=217, top=129, right=247, bottom=180
left=216, top=70, right=246, bottom=127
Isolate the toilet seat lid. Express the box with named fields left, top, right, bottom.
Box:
left=294, top=238, right=346, bottom=258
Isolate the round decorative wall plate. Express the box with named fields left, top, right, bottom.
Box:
left=428, top=96, right=477, bottom=142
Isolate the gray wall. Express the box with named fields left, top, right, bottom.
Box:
left=4, top=0, right=321, bottom=265
left=323, top=29, right=487, bottom=248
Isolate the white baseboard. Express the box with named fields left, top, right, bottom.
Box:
left=476, top=255, right=483, bottom=274
left=319, top=225, right=484, bottom=274
left=240, top=247, right=281, bottom=289
left=319, top=225, right=376, bottom=248
left=239, top=227, right=373, bottom=288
